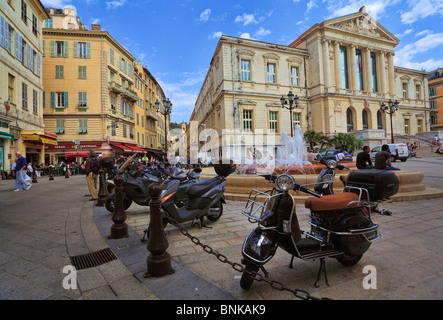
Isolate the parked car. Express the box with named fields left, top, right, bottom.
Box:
left=316, top=149, right=353, bottom=161
left=369, top=144, right=408, bottom=162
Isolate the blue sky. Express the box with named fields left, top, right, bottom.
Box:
left=40, top=0, right=443, bottom=123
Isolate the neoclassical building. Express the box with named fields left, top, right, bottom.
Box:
left=191, top=7, right=430, bottom=163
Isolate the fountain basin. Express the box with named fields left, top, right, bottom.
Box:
left=200, top=170, right=443, bottom=204
left=236, top=161, right=356, bottom=175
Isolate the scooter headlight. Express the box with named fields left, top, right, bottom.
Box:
left=276, top=174, right=294, bottom=191
left=326, top=160, right=338, bottom=169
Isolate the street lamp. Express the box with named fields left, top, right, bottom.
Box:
left=201, top=123, right=206, bottom=165
left=280, top=91, right=299, bottom=137
left=155, top=98, right=172, bottom=158
left=380, top=99, right=399, bottom=143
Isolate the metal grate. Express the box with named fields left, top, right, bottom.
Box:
left=69, top=248, right=118, bottom=270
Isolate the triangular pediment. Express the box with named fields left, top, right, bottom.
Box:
left=324, top=10, right=399, bottom=44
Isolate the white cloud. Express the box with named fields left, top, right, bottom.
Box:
left=238, top=32, right=255, bottom=40
left=401, top=0, right=443, bottom=24
left=306, top=0, right=317, bottom=13
left=235, top=13, right=258, bottom=26
left=323, top=0, right=398, bottom=20
left=209, top=31, right=223, bottom=40
left=395, top=28, right=413, bottom=38
left=395, top=31, right=443, bottom=71
left=254, top=27, right=271, bottom=37
left=106, top=0, right=126, bottom=10
left=199, top=9, right=211, bottom=22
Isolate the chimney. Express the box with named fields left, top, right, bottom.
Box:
left=91, top=24, right=101, bottom=31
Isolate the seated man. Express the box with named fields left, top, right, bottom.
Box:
left=375, top=144, right=400, bottom=171
left=356, top=146, right=374, bottom=169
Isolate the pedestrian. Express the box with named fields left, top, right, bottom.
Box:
left=14, top=152, right=31, bottom=191
left=356, top=146, right=374, bottom=169
left=307, top=149, right=316, bottom=162
left=85, top=150, right=100, bottom=201
left=375, top=144, right=400, bottom=171
left=335, top=150, right=345, bottom=162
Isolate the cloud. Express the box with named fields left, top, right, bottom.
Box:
left=209, top=31, right=223, bottom=40
left=395, top=31, right=443, bottom=71
left=199, top=9, right=211, bottom=22
left=105, top=0, right=126, bottom=10
left=41, top=0, right=72, bottom=7
left=238, top=32, right=255, bottom=40
left=306, top=0, right=317, bottom=13
left=323, top=0, right=397, bottom=20
left=401, top=0, right=443, bottom=24
left=254, top=27, right=271, bottom=38
left=395, top=28, right=413, bottom=38
left=235, top=13, right=258, bottom=26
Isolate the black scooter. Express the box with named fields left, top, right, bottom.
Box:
left=142, top=161, right=236, bottom=240
left=239, top=169, right=398, bottom=289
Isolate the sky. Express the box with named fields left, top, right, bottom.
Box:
left=40, top=0, right=443, bottom=123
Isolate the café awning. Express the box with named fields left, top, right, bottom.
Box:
left=124, top=144, right=146, bottom=153
left=109, top=142, right=133, bottom=153
left=65, top=152, right=89, bottom=157
left=21, top=131, right=58, bottom=145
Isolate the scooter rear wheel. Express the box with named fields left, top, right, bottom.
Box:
left=206, top=202, right=223, bottom=222
left=240, top=262, right=259, bottom=290
left=336, top=253, right=363, bottom=266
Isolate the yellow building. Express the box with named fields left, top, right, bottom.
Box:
left=0, top=0, right=56, bottom=171
left=42, top=7, right=142, bottom=163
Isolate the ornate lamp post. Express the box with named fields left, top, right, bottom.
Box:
left=380, top=99, right=399, bottom=143
left=280, top=91, right=299, bottom=137
left=155, top=98, right=172, bottom=158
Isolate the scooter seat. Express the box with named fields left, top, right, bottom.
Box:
left=186, top=177, right=220, bottom=197
left=305, top=193, right=359, bottom=211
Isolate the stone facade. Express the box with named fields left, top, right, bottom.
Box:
left=191, top=7, right=430, bottom=162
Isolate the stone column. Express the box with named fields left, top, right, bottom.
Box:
left=379, top=51, right=386, bottom=95
left=388, top=53, right=395, bottom=97
left=322, top=39, right=331, bottom=88
left=364, top=48, right=372, bottom=93
left=334, top=42, right=341, bottom=90
left=349, top=45, right=357, bottom=90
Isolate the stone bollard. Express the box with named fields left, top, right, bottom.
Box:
left=144, top=183, right=175, bottom=278
left=31, top=164, right=38, bottom=183
left=96, top=169, right=107, bottom=207
left=108, top=173, right=128, bottom=239
left=49, top=166, right=54, bottom=180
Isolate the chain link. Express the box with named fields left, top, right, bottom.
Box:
left=163, top=213, right=331, bottom=300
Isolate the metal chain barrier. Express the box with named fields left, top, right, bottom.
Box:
left=163, top=213, right=331, bottom=300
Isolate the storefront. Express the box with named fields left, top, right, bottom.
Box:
left=45, top=141, right=103, bottom=165
left=21, top=131, right=58, bottom=165
left=0, top=118, right=14, bottom=173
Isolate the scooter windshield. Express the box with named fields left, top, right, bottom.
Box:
left=160, top=179, right=180, bottom=204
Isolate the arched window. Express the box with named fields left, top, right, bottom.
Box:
left=377, top=110, right=383, bottom=129
left=346, top=108, right=354, bottom=132
left=362, top=109, right=369, bottom=129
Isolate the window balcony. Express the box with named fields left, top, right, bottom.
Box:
left=109, top=81, right=123, bottom=93
left=121, top=88, right=138, bottom=102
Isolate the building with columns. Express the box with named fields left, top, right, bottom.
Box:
left=191, top=7, right=430, bottom=163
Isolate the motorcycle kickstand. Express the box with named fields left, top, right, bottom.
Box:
left=260, top=266, right=269, bottom=278
left=314, top=258, right=330, bottom=288
left=191, top=217, right=212, bottom=229
left=141, top=229, right=148, bottom=242
left=289, top=255, right=295, bottom=268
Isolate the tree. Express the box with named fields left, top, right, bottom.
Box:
left=304, top=130, right=333, bottom=151
left=331, top=132, right=362, bottom=153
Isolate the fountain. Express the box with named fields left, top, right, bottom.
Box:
left=236, top=124, right=355, bottom=175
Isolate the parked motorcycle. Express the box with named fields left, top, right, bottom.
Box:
left=239, top=167, right=398, bottom=289
left=142, top=161, right=236, bottom=241
left=313, top=156, right=347, bottom=195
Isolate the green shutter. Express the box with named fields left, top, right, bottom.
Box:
left=42, top=40, right=45, bottom=57
left=43, top=91, right=45, bottom=108
left=50, top=40, right=55, bottom=57
left=73, top=42, right=78, bottom=58
left=63, top=41, right=68, bottom=57
left=64, top=92, right=69, bottom=107
left=86, top=42, right=91, bottom=58
left=50, top=92, right=55, bottom=107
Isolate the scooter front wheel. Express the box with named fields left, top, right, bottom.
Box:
left=336, top=253, right=363, bottom=266
left=240, top=262, right=259, bottom=290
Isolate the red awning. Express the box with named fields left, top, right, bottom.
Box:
left=65, top=152, right=89, bottom=157
left=124, top=144, right=147, bottom=153
left=109, top=142, right=133, bottom=153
